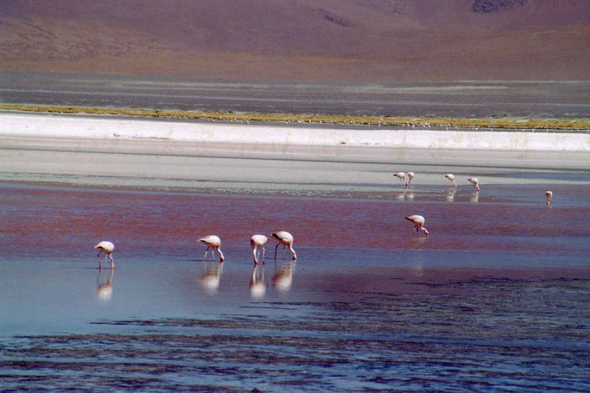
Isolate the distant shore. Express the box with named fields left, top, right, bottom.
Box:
left=1, top=104, right=590, bottom=131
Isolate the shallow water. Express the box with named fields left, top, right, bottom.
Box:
left=1, top=180, right=590, bottom=391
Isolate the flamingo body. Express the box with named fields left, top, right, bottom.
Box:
left=444, top=174, right=457, bottom=187
left=199, top=235, right=225, bottom=261
left=271, top=231, right=297, bottom=260
left=94, top=241, right=115, bottom=269
left=405, top=215, right=429, bottom=237
left=251, top=234, right=268, bottom=264
left=394, top=172, right=408, bottom=188
left=546, top=191, right=553, bottom=206
left=467, top=177, right=480, bottom=192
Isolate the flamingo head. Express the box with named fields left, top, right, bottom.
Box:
left=422, top=228, right=429, bottom=237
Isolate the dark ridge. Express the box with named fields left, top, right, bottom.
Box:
left=314, top=8, right=353, bottom=28
left=472, top=0, right=528, bottom=14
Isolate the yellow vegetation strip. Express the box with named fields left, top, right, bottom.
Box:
left=1, top=104, right=590, bottom=131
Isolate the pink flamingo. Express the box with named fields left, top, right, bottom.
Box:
left=394, top=172, right=408, bottom=188
left=546, top=191, right=553, bottom=206
left=444, top=174, right=457, bottom=187
left=251, top=234, right=268, bottom=264
left=94, top=241, right=115, bottom=269
left=271, top=231, right=297, bottom=260
left=405, top=215, right=429, bottom=237
left=468, top=177, right=480, bottom=192
left=407, top=172, right=415, bottom=186
left=199, top=235, right=225, bottom=262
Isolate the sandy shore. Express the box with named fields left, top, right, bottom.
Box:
left=1, top=112, right=589, bottom=193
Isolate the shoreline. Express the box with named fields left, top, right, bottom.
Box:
left=2, top=111, right=590, bottom=153
left=2, top=104, right=590, bottom=131
left=1, top=111, right=589, bottom=194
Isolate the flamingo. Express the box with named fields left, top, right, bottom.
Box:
left=405, top=215, right=429, bottom=237
left=271, top=231, right=297, bottom=260
left=94, top=241, right=115, bottom=269
left=407, top=171, right=415, bottom=186
left=444, top=174, right=457, bottom=187
left=546, top=191, right=553, bottom=206
left=467, top=177, right=480, bottom=192
left=199, top=235, right=225, bottom=262
left=393, top=172, right=408, bottom=188
left=251, top=234, right=268, bottom=264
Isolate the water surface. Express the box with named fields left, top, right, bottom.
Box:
left=1, top=181, right=590, bottom=391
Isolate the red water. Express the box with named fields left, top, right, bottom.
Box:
left=2, top=185, right=588, bottom=258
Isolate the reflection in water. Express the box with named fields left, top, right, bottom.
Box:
left=470, top=191, right=480, bottom=203
left=274, top=260, right=296, bottom=292
left=445, top=188, right=457, bottom=202
left=200, top=261, right=224, bottom=294
left=250, top=265, right=266, bottom=299
left=95, top=268, right=114, bottom=301
left=394, top=190, right=414, bottom=201
left=407, top=237, right=427, bottom=277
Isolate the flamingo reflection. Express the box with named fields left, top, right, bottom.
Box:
left=250, top=265, right=267, bottom=299
left=200, top=260, right=224, bottom=294
left=445, top=188, right=456, bottom=202
left=95, top=268, right=114, bottom=301
left=470, top=192, right=479, bottom=203
left=274, top=260, right=296, bottom=292
left=394, top=190, right=415, bottom=201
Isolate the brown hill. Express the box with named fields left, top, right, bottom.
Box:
left=1, top=0, right=589, bottom=82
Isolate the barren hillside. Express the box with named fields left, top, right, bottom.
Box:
left=0, top=0, right=589, bottom=81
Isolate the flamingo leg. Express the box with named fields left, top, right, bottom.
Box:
left=261, top=247, right=266, bottom=264
left=274, top=243, right=280, bottom=259
left=203, top=247, right=210, bottom=261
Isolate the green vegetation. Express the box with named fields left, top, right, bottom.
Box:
left=1, top=104, right=589, bottom=131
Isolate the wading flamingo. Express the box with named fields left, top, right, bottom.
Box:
left=271, top=231, right=297, bottom=260
left=251, top=234, right=268, bottom=264
left=445, top=174, right=457, bottom=187
left=94, top=241, right=115, bottom=269
left=405, top=215, right=429, bottom=237
left=546, top=191, right=553, bottom=206
left=393, top=172, right=408, bottom=188
left=407, top=172, right=415, bottom=186
left=468, top=177, right=480, bottom=192
left=199, top=235, right=225, bottom=262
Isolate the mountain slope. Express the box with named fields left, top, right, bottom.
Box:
left=0, top=0, right=588, bottom=81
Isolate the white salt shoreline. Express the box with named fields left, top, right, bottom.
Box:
left=1, top=112, right=590, bottom=152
